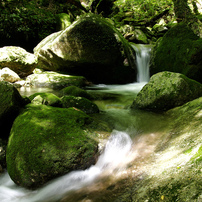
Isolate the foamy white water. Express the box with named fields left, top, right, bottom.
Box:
left=0, top=130, right=133, bottom=202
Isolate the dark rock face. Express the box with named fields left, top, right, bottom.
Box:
left=150, top=23, right=202, bottom=83
left=0, top=81, right=27, bottom=139
left=34, top=14, right=136, bottom=84
left=131, top=71, right=202, bottom=111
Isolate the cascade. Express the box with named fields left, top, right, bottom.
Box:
left=131, top=44, right=151, bottom=83
left=0, top=130, right=133, bottom=202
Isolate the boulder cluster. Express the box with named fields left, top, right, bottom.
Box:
left=0, top=14, right=201, bottom=191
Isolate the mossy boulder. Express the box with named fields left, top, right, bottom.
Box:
left=61, top=96, right=99, bottom=114
left=0, top=81, right=27, bottom=139
left=59, top=86, right=93, bottom=100
left=26, top=71, right=88, bottom=90
left=0, top=46, right=37, bottom=78
left=131, top=71, right=202, bottom=111
left=29, top=93, right=62, bottom=107
left=34, top=14, right=136, bottom=84
left=6, top=104, right=98, bottom=189
left=150, top=23, right=202, bottom=83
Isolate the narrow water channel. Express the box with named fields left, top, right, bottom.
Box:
left=1, top=81, right=172, bottom=202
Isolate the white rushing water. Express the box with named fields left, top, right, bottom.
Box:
left=132, top=44, right=151, bottom=83
left=0, top=130, right=133, bottom=202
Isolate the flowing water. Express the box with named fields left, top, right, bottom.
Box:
left=0, top=44, right=177, bottom=201
left=0, top=131, right=134, bottom=202
left=131, top=44, right=151, bottom=82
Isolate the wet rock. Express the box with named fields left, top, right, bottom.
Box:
left=0, top=46, right=37, bottom=78
left=61, top=96, right=99, bottom=114
left=34, top=14, right=136, bottom=84
left=6, top=104, right=98, bottom=189
left=131, top=71, right=202, bottom=111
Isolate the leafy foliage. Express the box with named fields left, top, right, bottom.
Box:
left=113, top=0, right=173, bottom=21
left=0, top=0, right=83, bottom=51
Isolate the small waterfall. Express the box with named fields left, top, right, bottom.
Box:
left=0, top=130, right=132, bottom=202
left=131, top=44, right=151, bottom=83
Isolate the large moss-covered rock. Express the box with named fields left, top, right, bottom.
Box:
left=61, top=96, right=99, bottom=114
left=150, top=23, right=202, bottom=83
left=0, top=46, right=37, bottom=78
left=6, top=104, right=98, bottom=189
left=26, top=71, right=88, bottom=90
left=131, top=71, right=202, bottom=111
left=34, top=14, right=136, bottom=84
left=0, top=81, right=27, bottom=139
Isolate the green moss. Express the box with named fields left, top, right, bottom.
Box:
left=6, top=104, right=98, bottom=189
left=191, top=146, right=202, bottom=163
left=61, top=96, right=99, bottom=114
left=29, top=92, right=62, bottom=107
left=59, top=86, right=93, bottom=100
left=151, top=23, right=202, bottom=83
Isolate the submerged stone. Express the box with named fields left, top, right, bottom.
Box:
left=6, top=104, right=98, bottom=189
left=131, top=71, right=202, bottom=111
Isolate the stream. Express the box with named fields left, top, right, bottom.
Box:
left=0, top=45, right=182, bottom=201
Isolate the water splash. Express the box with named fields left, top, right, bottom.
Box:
left=0, top=130, right=132, bottom=202
left=131, top=44, right=151, bottom=83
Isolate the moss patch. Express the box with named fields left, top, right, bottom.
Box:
left=150, top=23, right=202, bottom=83
left=61, top=96, right=99, bottom=114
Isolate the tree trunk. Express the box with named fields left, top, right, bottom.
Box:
left=172, top=0, right=193, bottom=22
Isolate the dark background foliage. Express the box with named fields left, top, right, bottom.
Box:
left=0, top=0, right=83, bottom=52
